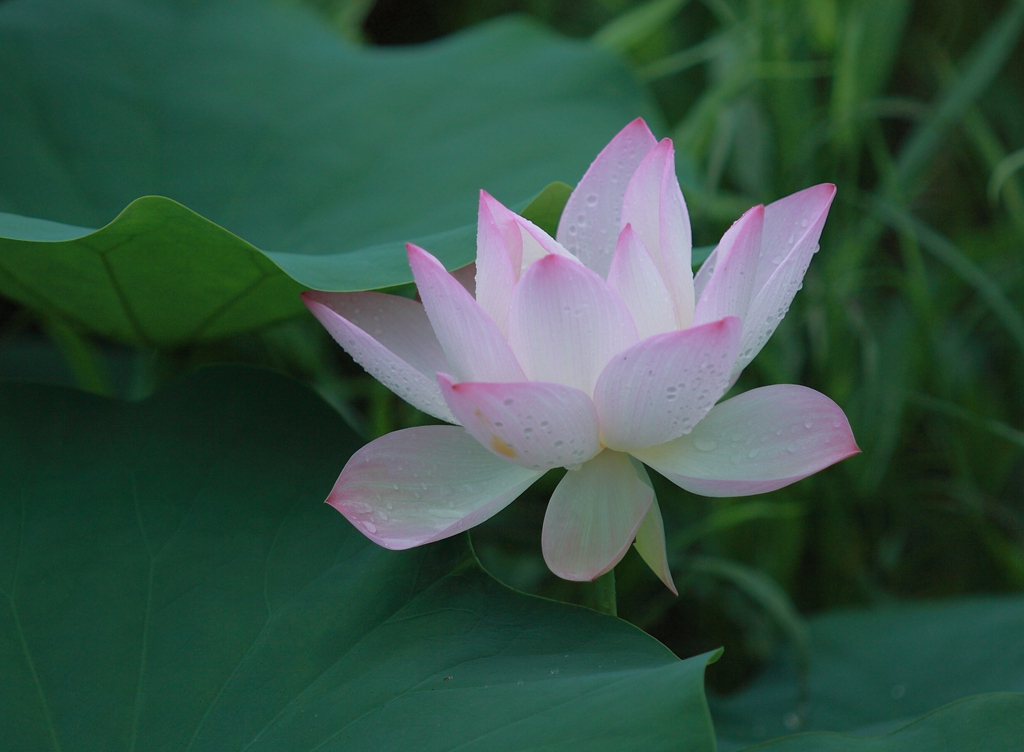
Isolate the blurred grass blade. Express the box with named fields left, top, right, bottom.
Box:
left=908, top=393, right=1024, bottom=451
left=869, top=198, right=1024, bottom=356
left=892, top=0, right=1024, bottom=192
left=988, top=147, right=1024, bottom=203
left=594, top=0, right=692, bottom=53
left=670, top=501, right=804, bottom=551
left=640, top=34, right=729, bottom=81
left=689, top=554, right=811, bottom=697
left=830, top=0, right=913, bottom=149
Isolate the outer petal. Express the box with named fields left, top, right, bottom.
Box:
left=734, top=184, right=836, bottom=377
left=542, top=450, right=654, bottom=581
left=437, top=374, right=601, bottom=472
left=476, top=191, right=520, bottom=334
left=556, top=118, right=658, bottom=277
left=303, top=291, right=455, bottom=423
left=692, top=205, right=764, bottom=326
left=621, top=139, right=695, bottom=327
left=633, top=498, right=677, bottom=595
left=631, top=384, right=859, bottom=497
left=407, top=244, right=525, bottom=383
left=329, top=426, right=542, bottom=549
left=607, top=224, right=677, bottom=340
left=593, top=318, right=741, bottom=452
left=508, top=253, right=638, bottom=395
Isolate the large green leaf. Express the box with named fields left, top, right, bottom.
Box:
left=711, top=598, right=1024, bottom=750
left=0, top=365, right=717, bottom=750
left=739, top=694, right=1024, bottom=752
left=0, top=0, right=655, bottom=346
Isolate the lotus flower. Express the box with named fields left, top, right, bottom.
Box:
left=303, top=119, right=858, bottom=592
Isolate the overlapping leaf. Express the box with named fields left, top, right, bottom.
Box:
left=0, top=0, right=654, bottom=345
left=0, top=365, right=717, bottom=751
left=712, top=598, right=1024, bottom=751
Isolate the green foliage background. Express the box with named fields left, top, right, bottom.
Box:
left=1, top=0, right=1023, bottom=747
left=306, top=0, right=1024, bottom=693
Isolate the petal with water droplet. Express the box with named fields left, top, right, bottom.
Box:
left=508, top=253, right=638, bottom=394
left=593, top=317, right=741, bottom=451
left=631, top=384, right=859, bottom=496
left=556, top=118, right=658, bottom=277
left=328, top=426, right=542, bottom=549
left=692, top=204, right=764, bottom=326
left=622, top=139, right=695, bottom=327
left=607, top=224, right=677, bottom=340
left=542, top=450, right=653, bottom=581
left=475, top=191, right=521, bottom=334
left=437, top=374, right=601, bottom=471
left=408, top=243, right=526, bottom=383
left=303, top=291, right=455, bottom=422
left=733, top=184, right=836, bottom=378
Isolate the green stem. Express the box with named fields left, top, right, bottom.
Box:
left=42, top=316, right=110, bottom=396
left=585, top=569, right=617, bottom=616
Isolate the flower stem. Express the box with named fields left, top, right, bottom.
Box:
left=586, top=569, right=617, bottom=616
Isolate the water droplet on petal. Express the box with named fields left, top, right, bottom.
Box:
left=694, top=436, right=717, bottom=452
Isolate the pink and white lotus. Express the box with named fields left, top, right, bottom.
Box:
left=304, top=119, right=858, bottom=592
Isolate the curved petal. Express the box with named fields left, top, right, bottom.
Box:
left=407, top=243, right=525, bottom=383
left=556, top=118, right=658, bottom=277
left=541, top=450, right=654, bottom=581
left=593, top=318, right=741, bottom=452
left=692, top=205, right=764, bottom=326
left=329, top=426, right=542, bottom=549
left=621, top=139, right=695, bottom=327
left=508, top=253, right=638, bottom=395
left=607, top=224, right=677, bottom=340
left=303, top=291, right=455, bottom=423
left=633, top=498, right=677, bottom=595
left=476, top=191, right=520, bottom=334
left=631, top=384, right=859, bottom=497
left=754, top=183, right=837, bottom=293
left=438, top=374, right=602, bottom=472
left=734, top=184, right=835, bottom=377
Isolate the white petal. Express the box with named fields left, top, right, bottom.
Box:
left=329, top=426, right=542, bottom=549
left=734, top=185, right=836, bottom=377
left=621, top=139, right=695, bottom=326
left=475, top=192, right=518, bottom=334
left=407, top=243, right=525, bottom=383
left=541, top=450, right=654, bottom=581
left=508, top=254, right=638, bottom=395
left=593, top=318, right=741, bottom=451
left=303, top=291, right=455, bottom=423
left=556, top=118, right=659, bottom=277
left=692, top=205, right=764, bottom=326
left=607, top=225, right=678, bottom=340
left=631, top=384, right=859, bottom=497
left=438, top=374, right=601, bottom=472
left=633, top=498, right=677, bottom=594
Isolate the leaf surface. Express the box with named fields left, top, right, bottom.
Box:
left=0, top=365, right=716, bottom=751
